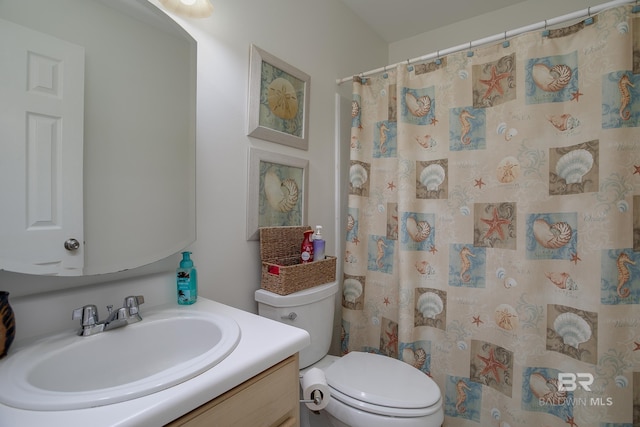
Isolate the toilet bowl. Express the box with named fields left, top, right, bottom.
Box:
left=255, top=281, right=444, bottom=427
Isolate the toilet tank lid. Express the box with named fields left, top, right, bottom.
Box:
left=324, top=352, right=441, bottom=410
left=254, top=281, right=338, bottom=307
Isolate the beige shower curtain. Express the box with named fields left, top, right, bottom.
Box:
left=343, top=4, right=640, bottom=426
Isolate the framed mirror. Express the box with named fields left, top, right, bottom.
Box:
left=0, top=0, right=196, bottom=276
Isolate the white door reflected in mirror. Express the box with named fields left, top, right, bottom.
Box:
left=0, top=0, right=196, bottom=276
left=0, top=18, right=85, bottom=275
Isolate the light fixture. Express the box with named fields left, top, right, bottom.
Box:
left=159, top=0, right=213, bottom=18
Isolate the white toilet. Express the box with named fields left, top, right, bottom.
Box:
left=255, top=281, right=444, bottom=427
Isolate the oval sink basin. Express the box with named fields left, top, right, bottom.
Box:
left=0, top=307, right=241, bottom=411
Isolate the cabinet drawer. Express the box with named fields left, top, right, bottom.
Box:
left=167, top=354, right=299, bottom=427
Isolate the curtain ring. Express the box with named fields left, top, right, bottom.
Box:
left=407, top=59, right=414, bottom=72
left=502, top=31, right=510, bottom=48
left=382, top=65, right=388, bottom=79
left=435, top=50, right=442, bottom=65
left=542, top=19, right=550, bottom=37
left=405, top=59, right=410, bottom=71
left=585, top=6, right=594, bottom=25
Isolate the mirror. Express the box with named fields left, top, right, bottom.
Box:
left=0, top=0, right=196, bottom=276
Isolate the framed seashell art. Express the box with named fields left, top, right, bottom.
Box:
left=247, top=44, right=310, bottom=150
left=247, top=148, right=308, bottom=240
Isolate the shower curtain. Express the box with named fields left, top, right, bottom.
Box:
left=343, top=4, right=640, bottom=426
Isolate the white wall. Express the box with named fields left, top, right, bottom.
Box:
left=163, top=0, right=386, bottom=313
left=5, top=0, right=387, bottom=343
left=388, top=0, right=608, bottom=65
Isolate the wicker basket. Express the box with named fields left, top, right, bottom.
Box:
left=259, top=226, right=337, bottom=295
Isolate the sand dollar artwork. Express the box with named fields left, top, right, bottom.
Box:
left=267, top=77, right=298, bottom=120
left=494, top=304, right=518, bottom=331
left=496, top=156, right=520, bottom=183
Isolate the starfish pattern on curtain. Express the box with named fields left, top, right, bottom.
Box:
left=343, top=4, right=640, bottom=426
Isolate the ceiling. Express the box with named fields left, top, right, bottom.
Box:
left=338, top=0, right=526, bottom=43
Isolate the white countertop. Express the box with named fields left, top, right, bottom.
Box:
left=0, top=297, right=310, bottom=426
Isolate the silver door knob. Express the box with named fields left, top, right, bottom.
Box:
left=64, top=238, right=80, bottom=251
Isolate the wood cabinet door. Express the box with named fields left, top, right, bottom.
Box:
left=168, top=354, right=300, bottom=427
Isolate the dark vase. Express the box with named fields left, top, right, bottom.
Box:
left=0, top=291, right=15, bottom=359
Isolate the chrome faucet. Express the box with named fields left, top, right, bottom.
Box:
left=72, top=295, right=145, bottom=336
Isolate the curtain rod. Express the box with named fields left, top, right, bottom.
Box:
left=337, top=0, right=635, bottom=85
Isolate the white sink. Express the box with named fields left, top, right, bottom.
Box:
left=0, top=306, right=241, bottom=411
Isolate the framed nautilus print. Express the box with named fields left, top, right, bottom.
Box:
left=247, top=44, right=310, bottom=150
left=246, top=148, right=308, bottom=240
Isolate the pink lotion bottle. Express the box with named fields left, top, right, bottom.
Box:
left=300, top=229, right=314, bottom=263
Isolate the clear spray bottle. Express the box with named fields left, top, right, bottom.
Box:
left=313, top=225, right=325, bottom=261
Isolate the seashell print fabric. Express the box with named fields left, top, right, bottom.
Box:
left=342, top=5, right=640, bottom=426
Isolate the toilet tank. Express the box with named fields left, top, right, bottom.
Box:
left=255, top=281, right=338, bottom=368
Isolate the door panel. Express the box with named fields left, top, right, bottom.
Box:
left=0, top=18, right=84, bottom=275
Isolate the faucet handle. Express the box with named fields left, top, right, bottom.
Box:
left=72, top=304, right=98, bottom=326
left=124, top=295, right=144, bottom=316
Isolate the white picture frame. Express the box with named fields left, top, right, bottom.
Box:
left=247, top=44, right=310, bottom=150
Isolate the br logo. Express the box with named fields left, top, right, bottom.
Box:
left=557, top=373, right=594, bottom=392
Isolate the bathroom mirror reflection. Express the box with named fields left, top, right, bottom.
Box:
left=0, top=0, right=196, bottom=276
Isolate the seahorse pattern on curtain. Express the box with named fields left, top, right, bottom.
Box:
left=343, top=4, right=640, bottom=426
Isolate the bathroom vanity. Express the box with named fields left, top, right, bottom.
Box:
left=0, top=298, right=309, bottom=426
left=168, top=354, right=299, bottom=426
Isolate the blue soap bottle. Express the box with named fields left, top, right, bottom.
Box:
left=177, top=251, right=197, bottom=305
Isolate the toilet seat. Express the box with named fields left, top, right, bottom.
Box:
left=323, top=352, right=441, bottom=417
left=327, top=385, right=443, bottom=418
